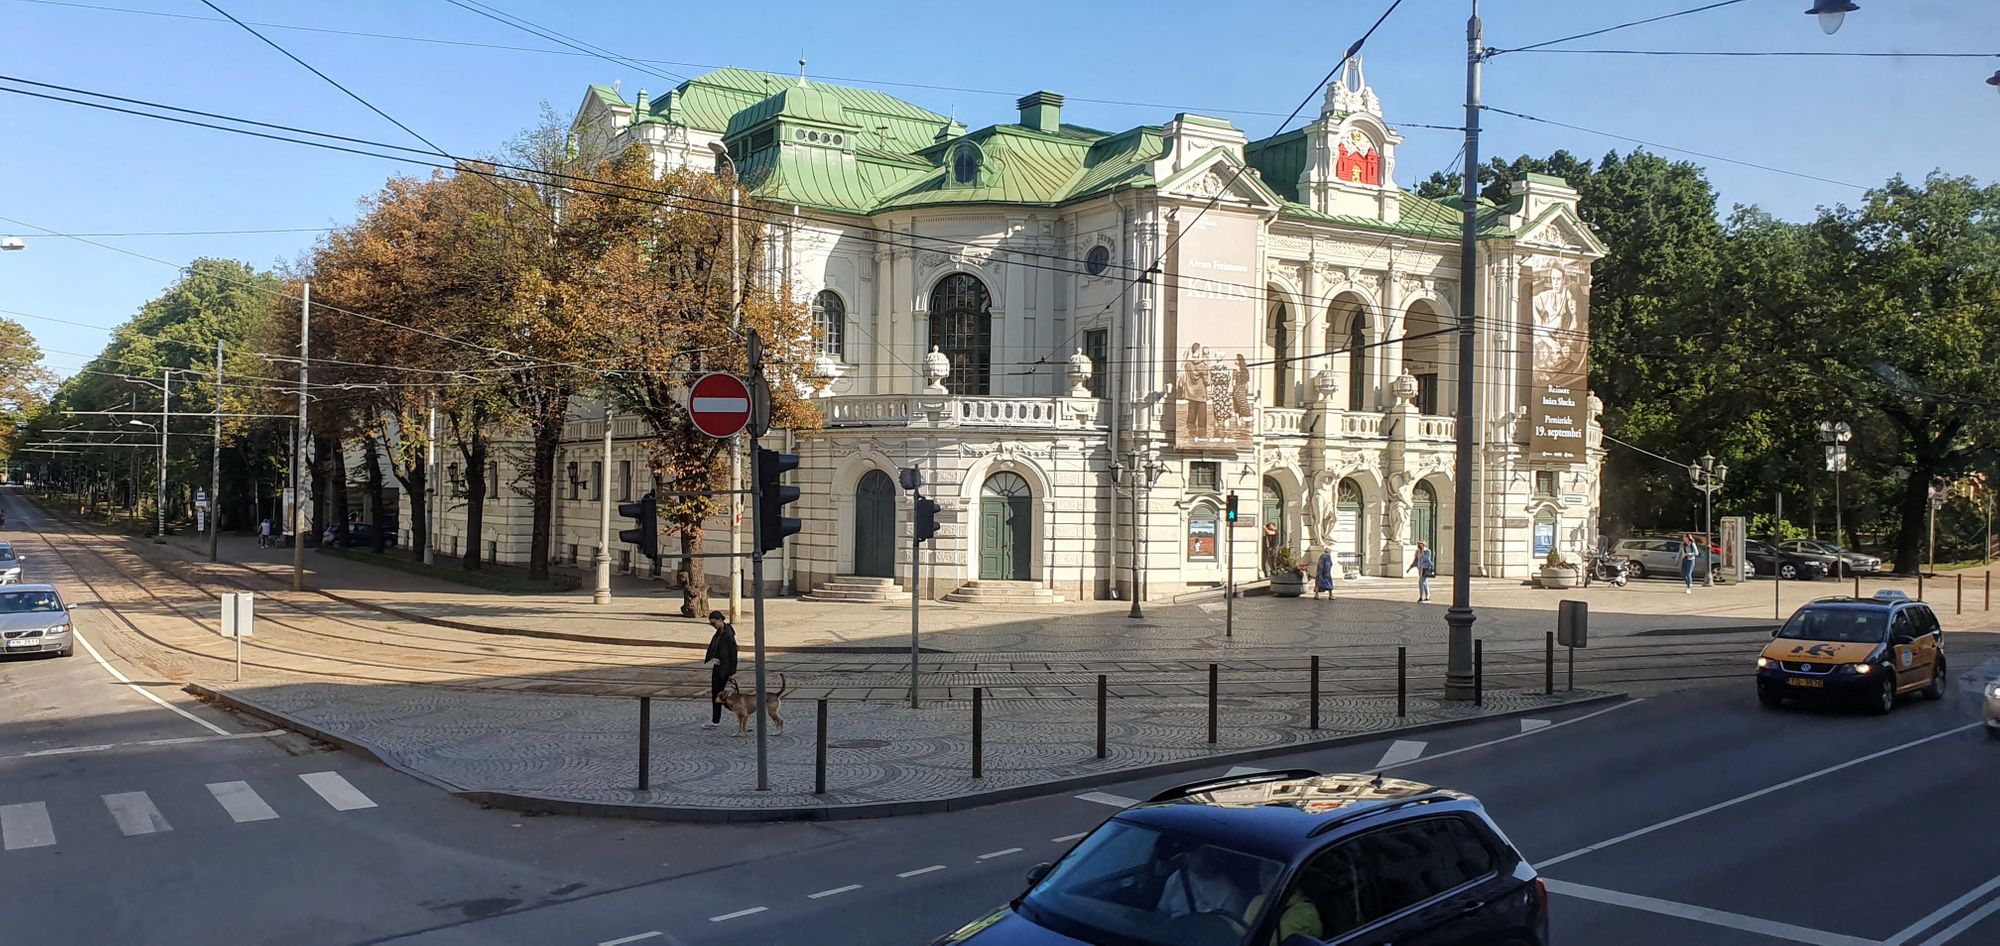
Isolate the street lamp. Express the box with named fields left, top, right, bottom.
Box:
left=707, top=139, right=745, bottom=622
left=1987, top=70, right=2000, bottom=97
left=1690, top=454, right=1728, bottom=586
left=1806, top=1, right=1858, bottom=35
left=1819, top=420, right=1852, bottom=546
left=1, top=237, right=24, bottom=251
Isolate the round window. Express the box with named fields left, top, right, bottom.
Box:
left=794, top=129, right=806, bottom=140
left=1085, top=245, right=1110, bottom=277
left=808, top=131, right=820, bottom=143
left=832, top=134, right=844, bottom=145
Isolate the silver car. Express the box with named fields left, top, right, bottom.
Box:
left=0, top=584, right=73, bottom=658
left=1611, top=537, right=1713, bottom=581
left=1987, top=680, right=2000, bottom=740
left=0, top=542, right=23, bottom=584
left=1779, top=539, right=1881, bottom=576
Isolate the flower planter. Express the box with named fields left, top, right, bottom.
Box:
left=1540, top=566, right=1580, bottom=589
left=1270, top=572, right=1307, bottom=598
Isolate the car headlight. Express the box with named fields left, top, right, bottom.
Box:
left=1848, top=663, right=1873, bottom=674
left=1987, top=683, right=2000, bottom=700
left=45, top=624, right=69, bottom=635
left=1757, top=657, right=1770, bottom=669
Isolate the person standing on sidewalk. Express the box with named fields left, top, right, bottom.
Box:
left=1407, top=541, right=1435, bottom=602
left=258, top=517, right=272, bottom=549
left=1679, top=533, right=1699, bottom=594
left=1313, top=548, right=1336, bottom=600
left=702, top=610, right=738, bottom=729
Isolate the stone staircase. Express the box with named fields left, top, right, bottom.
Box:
left=941, top=579, right=1065, bottom=605
left=806, top=576, right=906, bottom=603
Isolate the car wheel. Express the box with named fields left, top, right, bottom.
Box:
left=1758, top=687, right=1784, bottom=709
left=1779, top=563, right=1799, bottom=580
left=1870, top=674, right=1896, bottom=715
left=1629, top=561, right=1647, bottom=580
left=1921, top=659, right=1946, bottom=700
left=1988, top=725, right=2000, bottom=741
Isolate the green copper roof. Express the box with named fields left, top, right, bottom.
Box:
left=1244, top=129, right=1308, bottom=203
left=642, top=67, right=948, bottom=156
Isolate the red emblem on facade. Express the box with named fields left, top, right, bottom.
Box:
left=1336, top=143, right=1381, bottom=186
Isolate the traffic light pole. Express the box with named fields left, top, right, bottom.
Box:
left=910, top=504, right=922, bottom=709
left=747, top=425, right=771, bottom=792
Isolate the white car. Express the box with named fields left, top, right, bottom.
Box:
left=0, top=542, right=21, bottom=584
left=1987, top=680, right=2000, bottom=739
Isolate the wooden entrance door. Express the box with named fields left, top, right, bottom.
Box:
left=978, top=472, right=1032, bottom=581
left=854, top=470, right=896, bottom=578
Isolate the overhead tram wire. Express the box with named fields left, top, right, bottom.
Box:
left=1480, top=105, right=1867, bottom=190
left=436, top=0, right=688, bottom=85
left=1505, top=48, right=2000, bottom=60
left=1486, top=0, right=1755, bottom=56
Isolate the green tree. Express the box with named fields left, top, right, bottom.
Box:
left=0, top=317, right=53, bottom=463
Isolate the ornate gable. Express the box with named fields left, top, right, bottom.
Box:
left=1156, top=149, right=1284, bottom=214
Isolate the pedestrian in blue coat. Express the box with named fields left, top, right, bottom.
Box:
left=1313, top=549, right=1336, bottom=600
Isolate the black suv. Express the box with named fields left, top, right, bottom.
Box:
left=931, top=771, right=1547, bottom=946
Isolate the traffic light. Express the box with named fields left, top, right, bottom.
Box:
left=618, top=492, right=658, bottom=560
left=755, top=447, right=802, bottom=553
left=915, top=495, right=941, bottom=543
left=1225, top=492, right=1239, bottom=523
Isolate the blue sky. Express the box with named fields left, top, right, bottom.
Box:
left=1, top=0, right=1992, bottom=378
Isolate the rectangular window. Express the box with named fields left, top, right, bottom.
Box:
left=619, top=460, right=632, bottom=502
left=590, top=461, right=603, bottom=501
left=1083, top=328, right=1108, bottom=398
left=1415, top=372, right=1439, bottom=415
left=1188, top=461, right=1220, bottom=493
left=1534, top=471, right=1559, bottom=498
left=566, top=543, right=577, bottom=565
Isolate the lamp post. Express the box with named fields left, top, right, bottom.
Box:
left=708, top=140, right=744, bottom=622
left=1123, top=451, right=1166, bottom=619
left=1690, top=454, right=1728, bottom=586
left=593, top=397, right=614, bottom=605
left=1819, top=420, right=1852, bottom=547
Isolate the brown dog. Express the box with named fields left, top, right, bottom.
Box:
left=716, top=673, right=789, bottom=736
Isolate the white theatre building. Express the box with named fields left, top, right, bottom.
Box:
left=416, top=59, right=1608, bottom=602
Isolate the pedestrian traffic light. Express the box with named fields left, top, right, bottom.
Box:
left=755, top=447, right=802, bottom=553
left=618, top=492, right=658, bottom=560
left=915, top=495, right=941, bottom=543
left=1225, top=492, right=1239, bottom=523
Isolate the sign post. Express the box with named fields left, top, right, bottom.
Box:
left=688, top=372, right=753, bottom=439
left=221, top=592, right=254, bottom=682
left=1557, top=599, right=1587, bottom=691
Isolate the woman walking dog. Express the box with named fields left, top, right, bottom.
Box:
left=701, top=610, right=738, bottom=729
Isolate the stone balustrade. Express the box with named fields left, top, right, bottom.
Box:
left=1416, top=416, right=1456, bottom=441
left=824, top=394, right=1107, bottom=430
left=1261, top=408, right=1307, bottom=436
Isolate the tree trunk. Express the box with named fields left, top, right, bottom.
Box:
left=307, top=436, right=332, bottom=548
left=461, top=434, right=487, bottom=571
left=1893, top=470, right=1932, bottom=577
left=677, top=526, right=708, bottom=618
left=388, top=446, right=427, bottom=561
left=329, top=445, right=350, bottom=547
left=526, top=413, right=562, bottom=581
left=361, top=434, right=387, bottom=553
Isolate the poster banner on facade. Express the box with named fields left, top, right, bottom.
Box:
left=1526, top=260, right=1590, bottom=464
left=1166, top=211, right=1260, bottom=453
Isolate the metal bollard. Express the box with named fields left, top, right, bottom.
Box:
left=972, top=687, right=984, bottom=779
left=1919, top=572, right=1925, bottom=600
left=1957, top=574, right=1963, bottom=615
left=1987, top=571, right=1992, bottom=612
left=814, top=698, right=828, bottom=796
left=637, top=696, right=652, bottom=791
left=1474, top=640, right=1484, bottom=707
left=1854, top=574, right=1861, bottom=598
left=1396, top=647, right=1407, bottom=718
left=1095, top=674, right=1107, bottom=760
left=1309, top=656, right=1321, bottom=731
left=1545, top=631, right=1555, bottom=696
left=1207, top=664, right=1219, bottom=745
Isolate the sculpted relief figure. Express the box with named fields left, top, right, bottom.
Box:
left=1308, top=471, right=1338, bottom=544
left=1384, top=469, right=1413, bottom=545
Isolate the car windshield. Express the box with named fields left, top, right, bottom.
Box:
left=1776, top=606, right=1887, bottom=643
left=0, top=591, right=62, bottom=613
left=0, top=549, right=16, bottom=563
left=1019, top=820, right=1283, bottom=946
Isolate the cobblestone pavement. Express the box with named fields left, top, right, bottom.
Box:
left=199, top=668, right=1611, bottom=817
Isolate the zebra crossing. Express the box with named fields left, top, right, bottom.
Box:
left=0, top=770, right=376, bottom=851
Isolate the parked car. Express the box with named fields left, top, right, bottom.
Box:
left=1778, top=539, right=1881, bottom=576
left=1611, top=537, right=1713, bottom=581
left=0, top=584, right=73, bottom=658
left=0, top=542, right=21, bottom=584
left=930, top=770, right=1548, bottom=946
left=1744, top=539, right=1828, bottom=581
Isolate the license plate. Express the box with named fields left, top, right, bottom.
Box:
left=1787, top=678, right=1824, bottom=688
left=6, top=638, right=39, bottom=648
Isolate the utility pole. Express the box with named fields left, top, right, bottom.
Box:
left=209, top=339, right=222, bottom=562
left=711, top=143, right=745, bottom=624
left=155, top=367, right=169, bottom=544
left=292, top=282, right=310, bottom=592
left=424, top=396, right=437, bottom=567
left=1443, top=0, right=1483, bottom=700
left=593, top=397, right=614, bottom=605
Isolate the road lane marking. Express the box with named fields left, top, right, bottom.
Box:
left=808, top=884, right=862, bottom=899
left=207, top=781, right=279, bottom=823
left=1075, top=791, right=1138, bottom=808
left=1537, top=721, right=1981, bottom=870
left=1051, top=832, right=1088, bottom=843
left=1224, top=766, right=1267, bottom=777
left=0, top=802, right=55, bottom=850
left=1, top=730, right=283, bottom=761
left=1885, top=871, right=2000, bottom=946
left=102, top=791, right=171, bottom=836
left=73, top=627, right=229, bottom=736
left=597, top=933, right=662, bottom=946
left=898, top=865, right=946, bottom=878
left=299, top=771, right=377, bottom=811
left=1913, top=894, right=2000, bottom=946
left=978, top=847, right=1023, bottom=860
left=708, top=907, right=766, bottom=922
left=1374, top=739, right=1427, bottom=768
left=1543, top=879, right=1875, bottom=946
left=1371, top=698, right=1643, bottom=774
left=1520, top=718, right=1551, bottom=732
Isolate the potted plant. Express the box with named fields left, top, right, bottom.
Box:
left=1540, top=550, right=1580, bottom=589
left=1269, top=546, right=1307, bottom=598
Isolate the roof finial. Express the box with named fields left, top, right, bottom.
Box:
left=799, top=52, right=808, bottom=83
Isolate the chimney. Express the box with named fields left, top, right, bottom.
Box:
left=1016, top=91, right=1064, bottom=133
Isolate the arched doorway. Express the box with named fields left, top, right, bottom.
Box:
left=1260, top=476, right=1285, bottom=576
left=1335, top=478, right=1364, bottom=571
left=929, top=273, right=993, bottom=395
left=853, top=470, right=896, bottom=578
left=978, top=471, right=1032, bottom=580
left=1411, top=480, right=1439, bottom=553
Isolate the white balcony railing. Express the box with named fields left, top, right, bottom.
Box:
left=1261, top=407, right=1307, bottom=436
left=1339, top=413, right=1384, bottom=438
left=1417, top=416, right=1456, bottom=441
left=824, top=394, right=1107, bottom=431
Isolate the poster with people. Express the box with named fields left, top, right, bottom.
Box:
left=1526, top=259, right=1591, bottom=464
left=1167, top=212, right=1261, bottom=452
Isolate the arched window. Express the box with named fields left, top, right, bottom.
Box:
left=951, top=144, right=980, bottom=185
left=812, top=289, right=846, bottom=362
left=1412, top=481, right=1439, bottom=551
left=1260, top=476, right=1285, bottom=577
left=1188, top=502, right=1219, bottom=562
left=929, top=273, right=993, bottom=395
left=1347, top=311, right=1369, bottom=411
left=1267, top=298, right=1290, bottom=407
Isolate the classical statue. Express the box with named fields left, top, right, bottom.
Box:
left=1307, top=470, right=1339, bottom=544
left=1384, top=469, right=1413, bottom=545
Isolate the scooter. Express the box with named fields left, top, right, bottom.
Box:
left=1586, top=553, right=1630, bottom=587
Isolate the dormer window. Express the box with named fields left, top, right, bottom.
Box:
left=950, top=143, right=980, bottom=185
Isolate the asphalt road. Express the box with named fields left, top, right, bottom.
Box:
left=6, top=499, right=2000, bottom=945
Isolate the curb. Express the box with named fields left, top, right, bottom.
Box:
left=185, top=680, right=1622, bottom=824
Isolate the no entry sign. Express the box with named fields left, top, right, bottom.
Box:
left=688, top=372, right=753, bottom=438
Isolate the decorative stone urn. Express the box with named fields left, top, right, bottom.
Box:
left=923, top=345, right=950, bottom=394
left=1066, top=348, right=1094, bottom=398
left=1390, top=371, right=1419, bottom=406
left=1312, top=368, right=1340, bottom=404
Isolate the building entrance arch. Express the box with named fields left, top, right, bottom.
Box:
left=853, top=470, right=897, bottom=578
